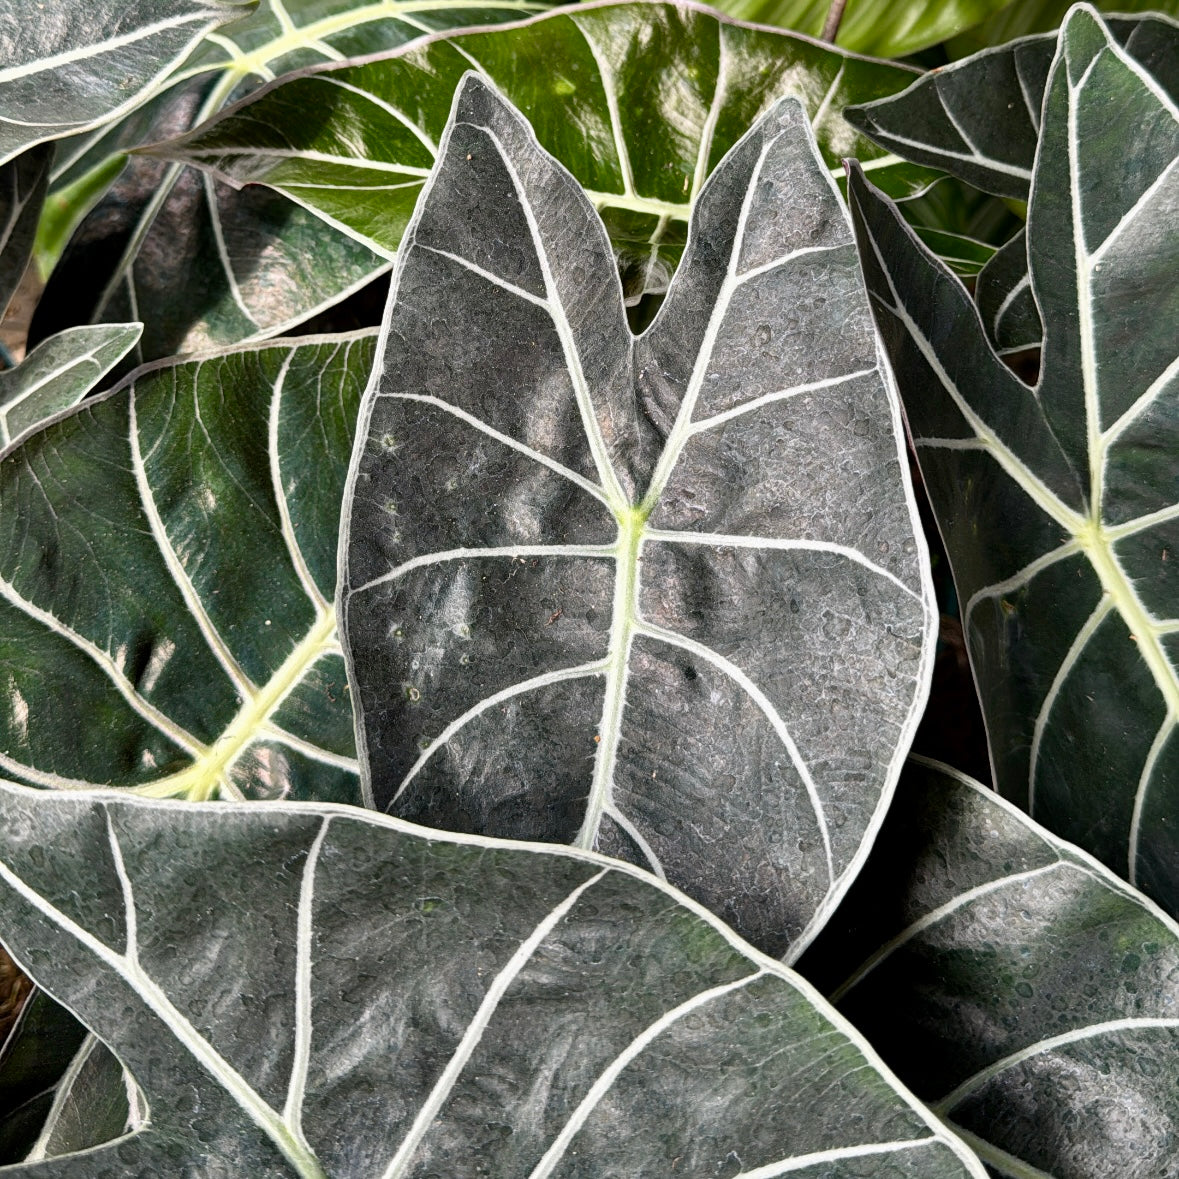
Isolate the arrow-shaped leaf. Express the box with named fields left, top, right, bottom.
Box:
left=0, top=779, right=986, bottom=1176
left=341, top=76, right=935, bottom=960
left=845, top=11, right=1179, bottom=199
left=846, top=5, right=1179, bottom=910
left=801, top=757, right=1179, bottom=1179
left=0, top=331, right=373, bottom=803
left=0, top=0, right=255, bottom=167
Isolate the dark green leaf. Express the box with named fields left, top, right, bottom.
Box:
left=846, top=8, right=1179, bottom=911
left=845, top=10, right=1179, bottom=199
left=341, top=77, right=935, bottom=959
left=0, top=146, right=52, bottom=319
left=0, top=779, right=987, bottom=1175
left=801, top=758, right=1179, bottom=1179
left=0, top=0, right=254, bottom=166
left=909, top=228, right=995, bottom=277
left=0, top=332, right=374, bottom=804
left=149, top=0, right=941, bottom=313
left=973, top=228, right=1042, bottom=354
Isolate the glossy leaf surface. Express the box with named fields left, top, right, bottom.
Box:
left=0, top=146, right=51, bottom=318
left=0, top=332, right=374, bottom=803
left=152, top=0, right=940, bottom=310
left=801, top=758, right=1179, bottom=1179
left=0, top=325, right=141, bottom=450
left=846, top=11, right=1179, bottom=199
left=0, top=0, right=253, bottom=166
left=709, top=0, right=1015, bottom=58
left=847, top=8, right=1179, bottom=910
left=0, top=780, right=986, bottom=1177
left=28, top=0, right=545, bottom=367
left=341, top=76, right=934, bottom=960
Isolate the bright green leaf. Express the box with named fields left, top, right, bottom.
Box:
left=709, top=0, right=1018, bottom=59
left=153, top=1, right=941, bottom=307
left=950, top=0, right=1179, bottom=55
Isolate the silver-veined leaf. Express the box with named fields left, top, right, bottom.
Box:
left=845, top=10, right=1179, bottom=200
left=801, top=758, right=1179, bottom=1179
left=846, top=6, right=1179, bottom=910
left=0, top=779, right=987, bottom=1176
left=0, top=0, right=254, bottom=167
left=0, top=331, right=374, bottom=803
left=341, top=76, right=935, bottom=960
left=26, top=0, right=553, bottom=369
left=149, top=0, right=941, bottom=315
left=0, top=324, right=142, bottom=449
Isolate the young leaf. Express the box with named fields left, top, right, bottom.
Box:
left=0, top=779, right=987, bottom=1176
left=0, top=0, right=254, bottom=166
left=0, top=332, right=373, bottom=804
left=973, top=228, right=1042, bottom=355
left=150, top=0, right=940, bottom=315
left=845, top=11, right=1179, bottom=199
left=341, top=76, right=935, bottom=960
left=800, top=758, right=1179, bottom=1179
left=846, top=7, right=1179, bottom=909
left=0, top=145, right=52, bottom=319
left=0, top=324, right=142, bottom=449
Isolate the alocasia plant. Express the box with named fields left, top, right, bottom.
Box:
left=0, top=778, right=986, bottom=1177
left=1, top=1, right=1178, bottom=1172
left=339, top=73, right=935, bottom=960
left=847, top=5, right=1179, bottom=913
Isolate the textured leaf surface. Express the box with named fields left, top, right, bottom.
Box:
left=847, top=8, right=1179, bottom=909
left=28, top=0, right=546, bottom=367
left=708, top=0, right=1015, bottom=58
left=801, top=758, right=1179, bottom=1179
left=0, top=324, right=141, bottom=450
left=151, top=0, right=941, bottom=311
left=846, top=11, right=1179, bottom=199
left=0, top=332, right=374, bottom=803
left=0, top=779, right=987, bottom=1177
left=0, top=146, right=51, bottom=319
left=0, top=0, right=253, bottom=166
left=341, top=76, right=934, bottom=960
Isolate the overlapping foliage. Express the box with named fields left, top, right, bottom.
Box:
left=0, top=1, right=1177, bottom=1174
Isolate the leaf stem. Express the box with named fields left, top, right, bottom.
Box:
left=821, top=0, right=849, bottom=43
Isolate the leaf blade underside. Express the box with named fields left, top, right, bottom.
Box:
left=847, top=6, right=1179, bottom=911
left=0, top=779, right=986, bottom=1177
left=0, top=332, right=373, bottom=804
left=340, top=75, right=935, bottom=961
left=801, top=757, right=1179, bottom=1179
